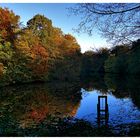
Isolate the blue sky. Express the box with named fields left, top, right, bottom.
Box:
left=0, top=3, right=108, bottom=52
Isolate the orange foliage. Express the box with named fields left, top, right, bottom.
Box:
left=0, top=8, right=81, bottom=85
left=31, top=44, right=48, bottom=58
left=64, top=34, right=77, bottom=43
left=29, top=106, right=49, bottom=122
left=54, top=35, right=64, bottom=47
left=0, top=7, right=20, bottom=43
left=0, top=63, right=4, bottom=77
left=30, top=44, right=49, bottom=76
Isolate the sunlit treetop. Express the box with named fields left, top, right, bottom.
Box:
left=0, top=7, right=20, bottom=45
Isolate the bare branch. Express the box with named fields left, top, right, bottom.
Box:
left=69, top=3, right=140, bottom=45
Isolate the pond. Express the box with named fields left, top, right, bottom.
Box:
left=77, top=74, right=140, bottom=126
left=0, top=74, right=140, bottom=136
left=76, top=88, right=140, bottom=126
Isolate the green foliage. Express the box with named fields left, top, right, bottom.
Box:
left=81, top=48, right=109, bottom=78
left=81, top=40, right=140, bottom=76
left=27, top=14, right=53, bottom=37
left=104, top=40, right=140, bottom=75
left=0, top=7, right=81, bottom=86
left=105, top=55, right=127, bottom=74
left=126, top=43, right=140, bottom=74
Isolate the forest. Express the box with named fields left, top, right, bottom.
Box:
left=0, top=7, right=81, bottom=86
left=0, top=7, right=140, bottom=87
left=82, top=39, right=140, bottom=77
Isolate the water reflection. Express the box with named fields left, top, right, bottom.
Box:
left=0, top=82, right=81, bottom=129
left=76, top=74, right=140, bottom=127
left=81, top=74, right=140, bottom=109
left=97, top=95, right=109, bottom=127
left=0, top=74, right=140, bottom=136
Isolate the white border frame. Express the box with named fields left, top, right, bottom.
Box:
left=0, top=0, right=140, bottom=3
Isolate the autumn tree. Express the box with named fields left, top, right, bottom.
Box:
left=0, top=7, right=19, bottom=68
left=0, top=7, right=20, bottom=46
left=0, top=7, right=82, bottom=86
left=69, top=3, right=140, bottom=45
left=53, top=28, right=64, bottom=48
left=27, top=14, right=54, bottom=48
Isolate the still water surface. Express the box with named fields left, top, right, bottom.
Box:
left=76, top=89, right=140, bottom=126
left=0, top=74, right=140, bottom=136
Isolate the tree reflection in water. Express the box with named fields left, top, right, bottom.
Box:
left=0, top=74, right=140, bottom=136
left=0, top=82, right=82, bottom=130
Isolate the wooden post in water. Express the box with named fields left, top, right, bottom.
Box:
left=97, top=95, right=109, bottom=127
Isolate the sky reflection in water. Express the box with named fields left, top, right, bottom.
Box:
left=0, top=74, right=140, bottom=135
left=75, top=88, right=140, bottom=126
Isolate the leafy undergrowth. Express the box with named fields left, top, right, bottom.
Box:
left=0, top=115, right=140, bottom=137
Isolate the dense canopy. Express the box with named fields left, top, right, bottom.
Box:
left=0, top=7, right=81, bottom=86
